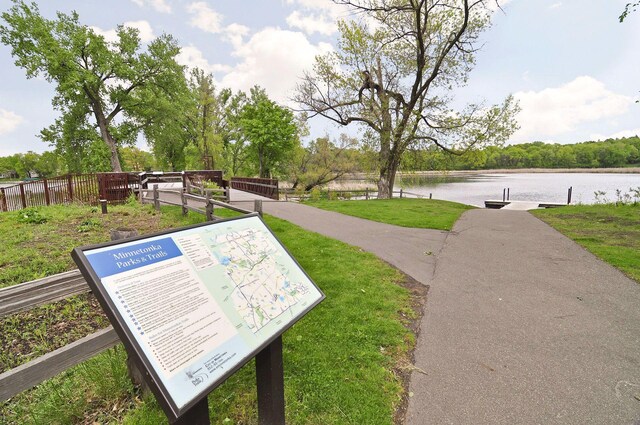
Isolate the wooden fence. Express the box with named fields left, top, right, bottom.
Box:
left=0, top=195, right=255, bottom=403
left=0, top=171, right=229, bottom=212
left=231, top=177, right=279, bottom=200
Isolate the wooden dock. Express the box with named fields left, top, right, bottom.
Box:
left=485, top=200, right=567, bottom=210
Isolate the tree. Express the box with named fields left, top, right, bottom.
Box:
left=0, top=0, right=187, bottom=172
left=187, top=69, right=234, bottom=170
left=295, top=0, right=519, bottom=198
left=120, top=147, right=155, bottom=171
left=241, top=87, right=299, bottom=178
left=289, top=135, right=359, bottom=191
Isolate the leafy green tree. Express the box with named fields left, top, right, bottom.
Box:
left=241, top=87, right=299, bottom=178
left=120, top=147, right=155, bottom=171
left=289, top=135, right=359, bottom=191
left=295, top=0, right=519, bottom=198
left=0, top=0, right=187, bottom=172
left=187, top=69, right=235, bottom=170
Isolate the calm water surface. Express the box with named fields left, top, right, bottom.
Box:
left=395, top=173, right=640, bottom=207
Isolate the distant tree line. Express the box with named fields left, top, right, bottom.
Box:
left=401, top=137, right=640, bottom=171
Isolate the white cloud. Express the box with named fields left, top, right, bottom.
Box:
left=590, top=128, right=640, bottom=141
left=187, top=2, right=223, bottom=34
left=176, top=46, right=232, bottom=74
left=0, top=108, right=24, bottom=136
left=221, top=28, right=333, bottom=104
left=91, top=21, right=156, bottom=43
left=286, top=11, right=337, bottom=35
left=223, top=23, right=250, bottom=49
left=131, top=0, right=172, bottom=14
left=512, top=76, right=633, bottom=141
left=549, top=2, right=562, bottom=10
left=285, top=0, right=339, bottom=11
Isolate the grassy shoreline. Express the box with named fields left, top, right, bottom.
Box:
left=532, top=203, right=640, bottom=283
left=303, top=198, right=473, bottom=231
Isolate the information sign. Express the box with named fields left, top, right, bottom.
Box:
left=72, top=213, right=324, bottom=420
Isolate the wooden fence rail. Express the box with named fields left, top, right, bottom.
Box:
left=0, top=196, right=253, bottom=403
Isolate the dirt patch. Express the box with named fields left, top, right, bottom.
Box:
left=392, top=272, right=429, bottom=425
left=0, top=293, right=109, bottom=373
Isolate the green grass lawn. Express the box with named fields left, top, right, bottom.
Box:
left=303, top=198, right=473, bottom=231
left=532, top=203, right=640, bottom=283
left=1, top=203, right=420, bottom=424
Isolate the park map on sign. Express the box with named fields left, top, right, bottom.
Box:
left=80, top=215, right=323, bottom=411
left=214, top=227, right=309, bottom=333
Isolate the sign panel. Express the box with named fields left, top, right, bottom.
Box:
left=72, top=214, right=324, bottom=419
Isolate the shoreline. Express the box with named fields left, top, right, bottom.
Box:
left=397, top=168, right=640, bottom=176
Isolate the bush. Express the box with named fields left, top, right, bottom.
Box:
left=16, top=207, right=48, bottom=224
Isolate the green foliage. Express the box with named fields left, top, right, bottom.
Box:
left=305, top=198, right=473, bottom=231
left=400, top=137, right=640, bottom=171
left=16, top=207, right=48, bottom=224
left=289, top=135, right=360, bottom=191
left=241, top=87, right=299, bottom=178
left=0, top=0, right=188, bottom=172
left=533, top=203, right=640, bottom=282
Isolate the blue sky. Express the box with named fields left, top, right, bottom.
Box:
left=0, top=0, right=638, bottom=156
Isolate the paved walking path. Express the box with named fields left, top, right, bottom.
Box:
left=166, top=189, right=640, bottom=424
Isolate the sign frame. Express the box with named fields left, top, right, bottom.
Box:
left=71, top=212, right=324, bottom=421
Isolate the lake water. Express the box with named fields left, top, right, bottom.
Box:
left=394, top=173, right=640, bottom=207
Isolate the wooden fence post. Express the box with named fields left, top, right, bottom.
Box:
left=399, top=188, right=403, bottom=199
left=181, top=191, right=188, bottom=216
left=1, top=188, right=7, bottom=212
left=365, top=188, right=369, bottom=200
left=153, top=184, right=160, bottom=211
left=254, top=199, right=263, bottom=217
left=19, top=183, right=27, bottom=209
left=429, top=193, right=433, bottom=200
left=100, top=200, right=108, bottom=214
left=567, top=186, right=573, bottom=205
left=67, top=174, right=74, bottom=201
left=43, top=179, right=50, bottom=206
left=205, top=192, right=214, bottom=221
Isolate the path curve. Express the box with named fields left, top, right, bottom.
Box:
left=164, top=189, right=640, bottom=424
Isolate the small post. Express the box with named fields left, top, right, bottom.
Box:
left=205, top=192, right=214, bottom=221
left=429, top=193, right=433, bottom=199
left=365, top=188, right=369, bottom=200
left=100, top=199, right=108, bottom=214
left=507, top=188, right=510, bottom=201
left=181, top=191, right=188, bottom=216
left=186, top=178, right=191, bottom=195
left=567, top=186, right=572, bottom=205
left=139, top=186, right=144, bottom=204
left=171, top=398, right=210, bottom=425
left=181, top=171, right=187, bottom=193
left=399, top=188, right=403, bottom=199
left=0, top=188, right=7, bottom=212
left=256, top=336, right=285, bottom=425
left=153, top=184, right=160, bottom=211
left=43, top=179, right=50, bottom=206
left=254, top=199, right=263, bottom=217
left=67, top=174, right=74, bottom=201
left=502, top=188, right=506, bottom=202
left=19, top=183, right=27, bottom=209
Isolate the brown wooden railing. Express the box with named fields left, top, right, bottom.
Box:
left=0, top=171, right=230, bottom=212
left=0, top=174, right=100, bottom=212
left=231, top=177, right=279, bottom=200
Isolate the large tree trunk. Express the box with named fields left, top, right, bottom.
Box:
left=93, top=102, right=123, bottom=172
